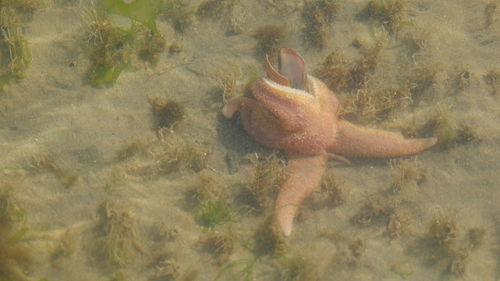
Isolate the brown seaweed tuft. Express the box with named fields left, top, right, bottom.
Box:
left=136, top=28, right=166, bottom=66
left=484, top=69, right=499, bottom=95
left=405, top=64, right=438, bottom=101
left=198, top=231, right=234, bottom=265
left=253, top=24, right=288, bottom=59
left=148, top=96, right=186, bottom=131
left=197, top=0, right=237, bottom=19
left=94, top=201, right=143, bottom=268
left=359, top=0, right=407, bottom=34
left=354, top=196, right=396, bottom=226
left=0, top=6, right=31, bottom=90
left=389, top=158, right=426, bottom=194
left=0, top=186, right=32, bottom=281
left=301, top=0, right=340, bottom=48
left=317, top=41, right=383, bottom=93
left=254, top=216, right=286, bottom=256
left=156, top=131, right=212, bottom=173
left=247, top=153, right=286, bottom=213
left=423, top=213, right=486, bottom=277
left=161, top=0, right=195, bottom=33
left=319, top=170, right=348, bottom=207
left=278, top=253, right=321, bottom=281
left=316, top=51, right=351, bottom=93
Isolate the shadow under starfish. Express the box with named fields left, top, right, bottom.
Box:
left=223, top=48, right=436, bottom=236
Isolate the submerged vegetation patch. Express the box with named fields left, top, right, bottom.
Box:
left=316, top=41, right=382, bottom=94
left=253, top=216, right=285, bottom=256
left=423, top=212, right=486, bottom=277
left=84, top=9, right=136, bottom=88
left=198, top=199, right=235, bottom=229
left=0, top=28, right=31, bottom=90
left=148, top=96, right=186, bottom=131
left=404, top=107, right=483, bottom=150
left=161, top=0, right=195, bottom=34
left=253, top=24, right=288, bottom=59
left=484, top=69, right=499, bottom=95
left=99, top=0, right=163, bottom=32
left=93, top=201, right=143, bottom=268
left=84, top=0, right=165, bottom=88
left=0, top=0, right=39, bottom=90
left=388, top=158, right=426, bottom=195
left=319, top=170, right=349, bottom=207
left=196, top=0, right=240, bottom=34
left=302, top=0, right=340, bottom=48
left=277, top=253, right=321, bottom=281
left=198, top=231, right=234, bottom=265
left=245, top=153, right=285, bottom=213
left=196, top=0, right=237, bottom=20
left=155, top=130, right=212, bottom=173
left=358, top=0, right=408, bottom=34
left=190, top=172, right=235, bottom=229
left=0, top=186, right=32, bottom=281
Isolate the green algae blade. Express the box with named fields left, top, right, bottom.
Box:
left=99, top=0, right=162, bottom=32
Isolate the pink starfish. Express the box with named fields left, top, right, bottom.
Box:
left=223, top=48, right=436, bottom=236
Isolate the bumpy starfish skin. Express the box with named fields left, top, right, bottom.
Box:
left=223, top=48, right=437, bottom=236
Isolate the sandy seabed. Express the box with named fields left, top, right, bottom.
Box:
left=0, top=0, right=499, bottom=280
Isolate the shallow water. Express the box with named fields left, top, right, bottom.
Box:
left=0, top=0, right=499, bottom=280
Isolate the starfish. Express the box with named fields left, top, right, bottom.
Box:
left=223, top=48, right=437, bottom=236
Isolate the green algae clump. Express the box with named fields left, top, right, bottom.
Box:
left=0, top=30, right=31, bottom=90
left=99, top=0, right=163, bottom=32
left=85, top=0, right=166, bottom=88
left=198, top=200, right=235, bottom=229
left=0, top=2, right=33, bottom=91
left=85, top=12, right=135, bottom=88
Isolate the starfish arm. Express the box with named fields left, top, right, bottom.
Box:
left=222, top=97, right=252, bottom=119
left=275, top=153, right=327, bottom=236
left=328, top=120, right=437, bottom=158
